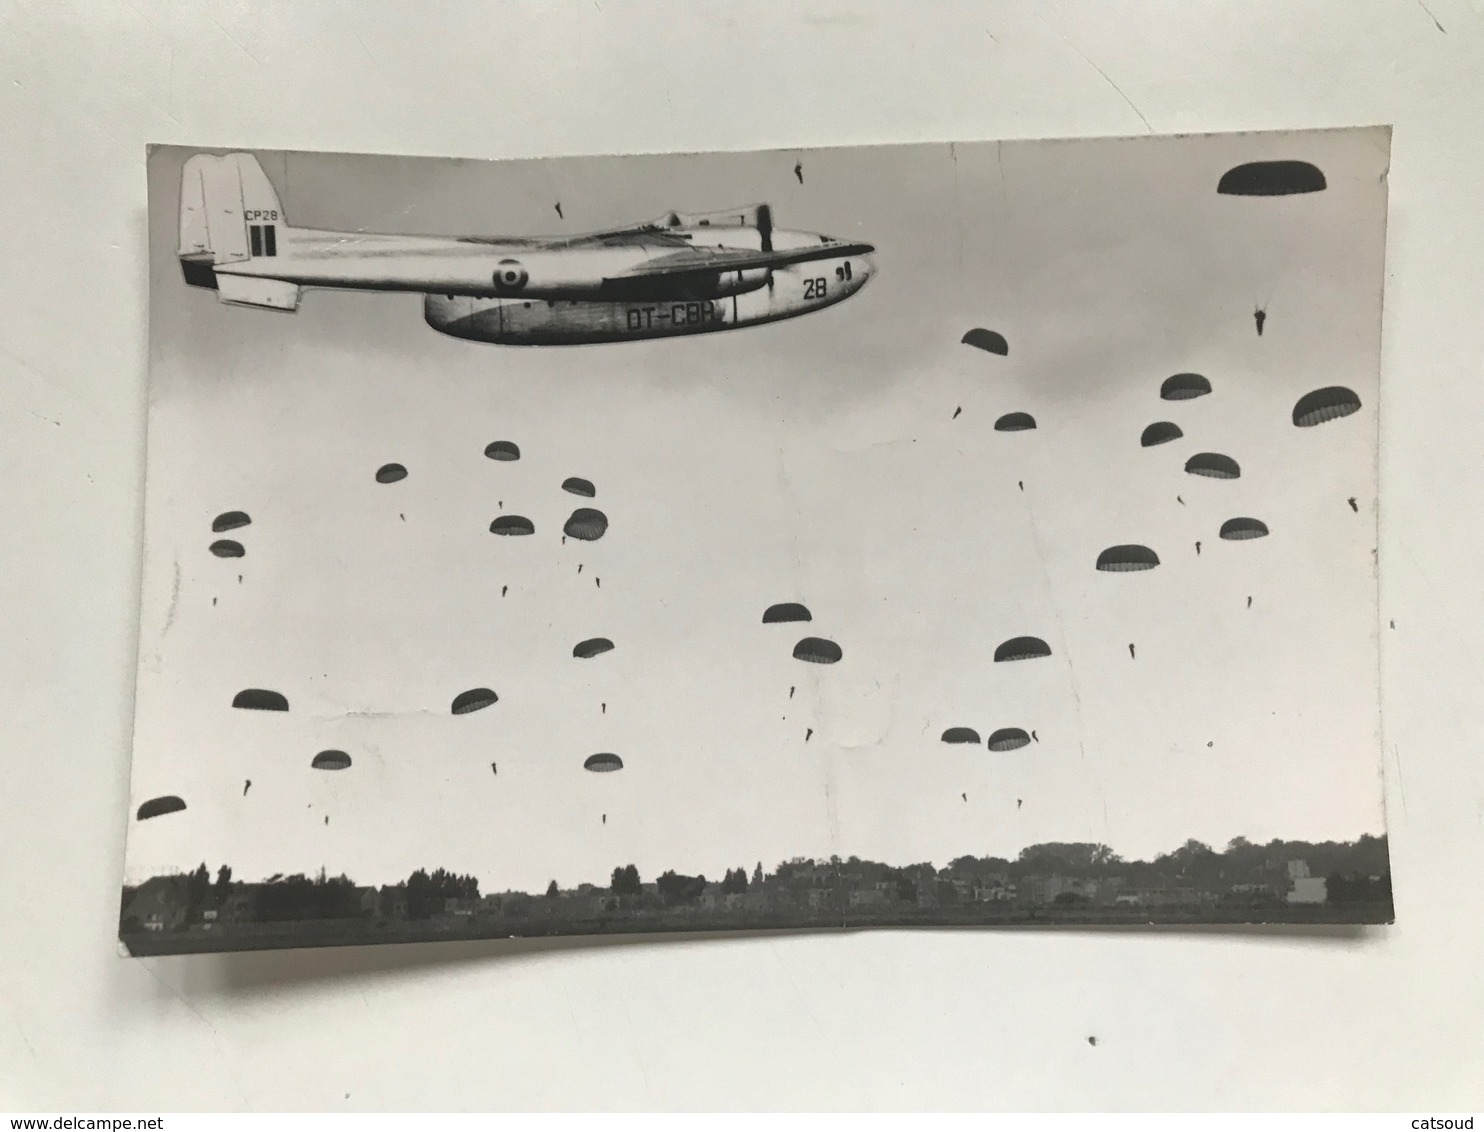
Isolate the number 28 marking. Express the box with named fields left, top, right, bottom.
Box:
left=803, top=277, right=828, bottom=299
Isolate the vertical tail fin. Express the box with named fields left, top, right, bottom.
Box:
left=178, top=152, right=299, bottom=310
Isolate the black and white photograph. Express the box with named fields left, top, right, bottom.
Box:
left=119, top=129, right=1392, bottom=955
left=17, top=0, right=1484, bottom=1115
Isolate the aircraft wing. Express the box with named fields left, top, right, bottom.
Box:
left=609, top=239, right=875, bottom=281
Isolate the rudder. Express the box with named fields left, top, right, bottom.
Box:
left=178, top=152, right=287, bottom=268
left=178, top=152, right=299, bottom=309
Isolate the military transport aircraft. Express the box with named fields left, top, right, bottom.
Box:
left=178, top=152, right=876, bottom=345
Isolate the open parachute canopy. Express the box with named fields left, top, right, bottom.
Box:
left=941, top=727, right=981, bottom=745
left=1161, top=373, right=1211, bottom=401
left=994, top=636, right=1051, bottom=662
left=1185, top=452, right=1241, bottom=479
left=763, top=602, right=812, bottom=624
left=1292, top=386, right=1362, bottom=427
left=209, top=539, right=245, bottom=558
left=584, top=753, right=623, bottom=773
left=1096, top=544, right=1160, bottom=572
left=375, top=463, right=408, bottom=484
left=561, top=477, right=596, bottom=498
left=1140, top=421, right=1184, bottom=447
left=212, top=511, right=251, bottom=533
left=233, top=688, right=288, bottom=711
left=311, top=750, right=352, bottom=771
left=564, top=508, right=609, bottom=541
left=136, top=795, right=186, bottom=821
left=986, top=727, right=1031, bottom=752
left=483, top=440, right=520, bottom=461
left=994, top=412, right=1037, bottom=432
left=961, top=328, right=1008, bottom=356
left=793, top=637, right=843, bottom=664
left=1218, top=160, right=1327, bottom=196
left=573, top=637, right=615, bottom=659
left=451, top=688, right=498, bottom=715
left=1220, top=517, right=1270, bottom=541
left=490, top=515, right=535, bottom=536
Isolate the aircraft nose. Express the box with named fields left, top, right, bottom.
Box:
left=856, top=251, right=876, bottom=288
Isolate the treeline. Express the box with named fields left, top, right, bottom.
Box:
left=969, top=834, right=1393, bottom=889
left=126, top=835, right=1390, bottom=931
left=592, top=834, right=1389, bottom=904
left=123, top=863, right=483, bottom=927
left=404, top=867, right=480, bottom=918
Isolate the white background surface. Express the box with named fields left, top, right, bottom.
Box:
left=1, top=0, right=1481, bottom=1111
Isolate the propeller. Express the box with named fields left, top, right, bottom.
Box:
left=757, top=203, right=773, bottom=253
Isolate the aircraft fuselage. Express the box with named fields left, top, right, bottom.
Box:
left=178, top=152, right=875, bottom=344
left=424, top=253, right=867, bottom=344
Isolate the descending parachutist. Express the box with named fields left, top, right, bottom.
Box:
left=1018, top=480, right=1024, bottom=492
left=212, top=597, right=217, bottom=607
left=399, top=513, right=405, bottom=522
left=1348, top=497, right=1358, bottom=512
left=1254, top=307, right=1267, bottom=336
left=1247, top=596, right=1253, bottom=609
left=1031, top=730, right=1038, bottom=743
left=1017, top=798, right=1023, bottom=810
left=602, top=813, right=606, bottom=825
left=238, top=574, right=243, bottom=584
left=794, top=161, right=803, bottom=184
left=1195, top=541, right=1201, bottom=556
left=1390, top=619, right=1396, bottom=629
left=952, top=406, right=962, bottom=420
left=595, top=578, right=600, bottom=588
left=805, top=728, right=813, bottom=742
left=789, top=686, right=795, bottom=699
left=577, top=564, right=582, bottom=574
left=324, top=815, right=329, bottom=825
left=961, top=793, right=967, bottom=802
left=601, top=702, right=606, bottom=714
left=1177, top=495, right=1185, bottom=506
left=1128, top=643, right=1136, bottom=659
left=554, top=202, right=563, bottom=218
left=491, top=762, right=497, bottom=776
left=243, top=779, right=251, bottom=796
left=501, top=585, right=507, bottom=597
left=1206, top=741, right=1214, bottom=748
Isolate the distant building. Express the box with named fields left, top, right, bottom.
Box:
left=122, top=876, right=187, bottom=932
left=1287, top=877, right=1327, bottom=904
left=377, top=884, right=407, bottom=919
left=796, top=865, right=835, bottom=889
left=1026, top=874, right=1090, bottom=904
left=218, top=888, right=256, bottom=923
left=849, top=888, right=888, bottom=907
left=354, top=887, right=379, bottom=915
left=1287, top=859, right=1311, bottom=881
left=698, top=888, right=750, bottom=912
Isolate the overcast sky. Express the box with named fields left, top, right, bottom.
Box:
left=126, top=127, right=1389, bottom=892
